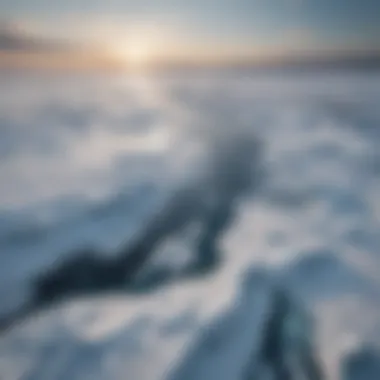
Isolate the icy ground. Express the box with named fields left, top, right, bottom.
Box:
left=0, top=70, right=380, bottom=380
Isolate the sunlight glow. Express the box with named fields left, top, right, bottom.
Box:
left=110, top=24, right=170, bottom=70
left=120, top=41, right=153, bottom=69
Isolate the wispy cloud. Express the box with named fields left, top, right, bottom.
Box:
left=0, top=21, right=126, bottom=72
left=0, top=21, right=76, bottom=52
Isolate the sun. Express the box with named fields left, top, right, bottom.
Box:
left=126, top=42, right=151, bottom=68
left=112, top=36, right=157, bottom=71
left=107, top=21, right=179, bottom=70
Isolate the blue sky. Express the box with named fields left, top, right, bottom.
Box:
left=1, top=0, right=379, bottom=67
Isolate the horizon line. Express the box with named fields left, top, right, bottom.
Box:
left=1, top=48, right=380, bottom=74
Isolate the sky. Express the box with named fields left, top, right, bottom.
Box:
left=0, top=0, right=380, bottom=70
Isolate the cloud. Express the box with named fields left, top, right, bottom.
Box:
left=0, top=21, right=74, bottom=53
left=0, top=20, right=125, bottom=71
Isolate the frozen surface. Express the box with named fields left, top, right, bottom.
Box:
left=0, top=70, right=380, bottom=379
